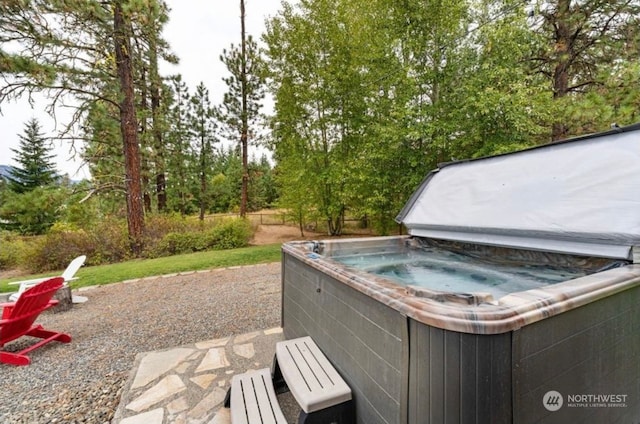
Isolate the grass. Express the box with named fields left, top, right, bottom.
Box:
left=0, top=244, right=283, bottom=293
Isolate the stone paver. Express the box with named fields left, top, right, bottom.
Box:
left=112, top=327, right=296, bottom=424
left=195, top=348, right=231, bottom=372
left=195, top=337, right=230, bottom=350
left=119, top=408, right=164, bottom=424
left=126, top=375, right=187, bottom=412
left=232, top=343, right=255, bottom=359
left=190, top=374, right=217, bottom=390
left=131, top=348, right=195, bottom=389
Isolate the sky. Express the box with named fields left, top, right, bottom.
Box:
left=0, top=0, right=287, bottom=180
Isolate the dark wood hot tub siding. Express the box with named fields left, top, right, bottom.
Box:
left=282, top=252, right=640, bottom=424
left=282, top=254, right=407, bottom=424
left=512, top=284, right=640, bottom=424
left=282, top=254, right=514, bottom=424
left=408, top=324, right=512, bottom=423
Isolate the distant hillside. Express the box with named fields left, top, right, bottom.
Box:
left=0, top=165, right=13, bottom=180
left=0, top=164, right=85, bottom=184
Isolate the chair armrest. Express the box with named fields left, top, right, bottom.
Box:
left=7, top=277, right=47, bottom=286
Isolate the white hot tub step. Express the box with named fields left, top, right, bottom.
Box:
left=230, top=368, right=287, bottom=424
left=274, top=336, right=353, bottom=421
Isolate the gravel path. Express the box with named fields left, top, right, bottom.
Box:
left=0, top=262, right=282, bottom=424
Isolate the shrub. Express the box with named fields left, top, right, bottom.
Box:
left=21, top=228, right=94, bottom=272
left=0, top=231, right=29, bottom=270
left=207, top=218, right=253, bottom=250
left=89, top=218, right=131, bottom=264
left=3, top=215, right=254, bottom=273
left=17, top=218, right=131, bottom=273
left=153, top=232, right=203, bottom=255
left=142, top=214, right=212, bottom=257
left=150, top=218, right=253, bottom=257
left=143, top=213, right=189, bottom=247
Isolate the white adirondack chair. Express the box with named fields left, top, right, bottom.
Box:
left=8, top=255, right=87, bottom=302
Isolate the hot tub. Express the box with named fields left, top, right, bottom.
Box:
left=281, top=124, right=640, bottom=424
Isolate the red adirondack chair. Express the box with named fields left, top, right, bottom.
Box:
left=0, top=277, right=72, bottom=366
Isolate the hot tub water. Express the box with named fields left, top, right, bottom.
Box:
left=333, top=246, right=589, bottom=299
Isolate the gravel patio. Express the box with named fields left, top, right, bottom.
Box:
left=0, top=262, right=282, bottom=423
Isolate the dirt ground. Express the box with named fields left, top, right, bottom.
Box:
left=250, top=223, right=326, bottom=245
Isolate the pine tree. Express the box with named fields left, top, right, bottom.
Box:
left=8, top=118, right=58, bottom=193
left=165, top=75, right=196, bottom=216
left=189, top=82, right=217, bottom=221
left=219, top=0, right=266, bottom=217
left=0, top=0, right=171, bottom=255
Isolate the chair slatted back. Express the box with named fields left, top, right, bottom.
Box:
left=61, top=255, right=86, bottom=281
left=0, top=277, right=63, bottom=346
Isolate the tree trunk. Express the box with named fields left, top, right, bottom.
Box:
left=138, top=42, right=152, bottom=214
left=114, top=1, right=145, bottom=255
left=149, top=22, right=167, bottom=212
left=240, top=0, right=249, bottom=217
left=199, top=132, right=207, bottom=221
left=51, top=286, right=72, bottom=313
left=551, top=0, right=571, bottom=141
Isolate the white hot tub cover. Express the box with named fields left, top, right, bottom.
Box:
left=396, top=123, right=640, bottom=259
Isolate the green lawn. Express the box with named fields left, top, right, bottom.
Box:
left=0, top=244, right=283, bottom=293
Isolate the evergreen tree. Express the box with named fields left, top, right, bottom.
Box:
left=189, top=82, right=218, bottom=221
left=530, top=0, right=640, bottom=139
left=219, top=0, right=266, bottom=217
left=165, top=75, right=198, bottom=216
left=0, top=186, right=65, bottom=235
left=8, top=118, right=57, bottom=193
left=0, top=0, right=174, bottom=255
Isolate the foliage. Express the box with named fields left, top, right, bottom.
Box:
left=150, top=218, right=253, bottom=256
left=219, top=2, right=267, bottom=217
left=0, top=0, right=177, bottom=255
left=20, top=218, right=130, bottom=272
left=265, top=0, right=373, bottom=235
left=208, top=218, right=253, bottom=249
left=190, top=82, right=218, bottom=220
left=21, top=228, right=94, bottom=272
left=142, top=213, right=190, bottom=245
left=0, top=186, right=66, bottom=235
left=82, top=100, right=127, bottom=214
left=530, top=0, right=640, bottom=139
left=247, top=155, right=278, bottom=211
left=7, top=118, right=58, bottom=193
left=0, top=244, right=283, bottom=293
left=453, top=0, right=553, bottom=155
left=219, top=36, right=266, bottom=142
left=264, top=0, right=639, bottom=235
left=164, top=75, right=199, bottom=216
left=0, top=231, right=29, bottom=270
left=1, top=213, right=255, bottom=274
left=56, top=181, right=103, bottom=229
left=1, top=0, right=637, bottom=267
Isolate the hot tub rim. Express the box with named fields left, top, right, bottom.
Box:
left=282, top=238, right=640, bottom=335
